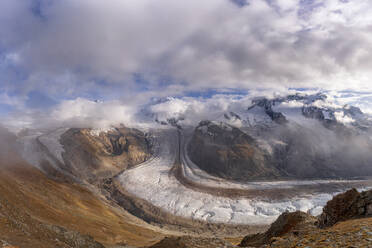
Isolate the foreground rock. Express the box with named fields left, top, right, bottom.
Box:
left=239, top=211, right=316, bottom=247
left=148, top=236, right=237, bottom=248
left=318, top=188, right=372, bottom=228
left=266, top=217, right=372, bottom=248
left=239, top=189, right=372, bottom=248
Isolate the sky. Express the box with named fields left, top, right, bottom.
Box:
left=1, top=0, right=372, bottom=130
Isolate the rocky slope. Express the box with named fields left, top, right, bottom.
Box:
left=239, top=211, right=316, bottom=247
left=59, top=126, right=152, bottom=183
left=187, top=121, right=284, bottom=181
left=239, top=188, right=372, bottom=248
left=188, top=93, right=372, bottom=181
left=0, top=127, right=164, bottom=247
left=148, top=236, right=237, bottom=248
left=318, top=188, right=372, bottom=228
left=240, top=215, right=372, bottom=248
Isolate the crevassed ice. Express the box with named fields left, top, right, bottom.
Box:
left=118, top=128, right=370, bottom=225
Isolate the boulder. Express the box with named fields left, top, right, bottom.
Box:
left=239, top=211, right=316, bottom=247
left=318, top=188, right=372, bottom=228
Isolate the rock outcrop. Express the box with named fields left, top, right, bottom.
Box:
left=239, top=211, right=316, bottom=247
left=148, top=236, right=237, bottom=248
left=318, top=188, right=372, bottom=228
left=239, top=189, right=372, bottom=248
left=250, top=98, right=287, bottom=124
left=60, top=127, right=152, bottom=182
left=264, top=216, right=372, bottom=248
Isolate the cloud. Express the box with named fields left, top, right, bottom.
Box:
left=2, top=93, right=255, bottom=131
left=1, top=0, right=372, bottom=101
left=2, top=0, right=372, bottom=129
left=2, top=88, right=372, bottom=132
left=49, top=98, right=137, bottom=128
left=1, top=98, right=138, bottom=131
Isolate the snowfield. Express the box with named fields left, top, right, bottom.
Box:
left=118, top=128, right=371, bottom=225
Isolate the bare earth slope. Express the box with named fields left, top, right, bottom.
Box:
left=0, top=127, right=163, bottom=247
left=60, top=127, right=152, bottom=182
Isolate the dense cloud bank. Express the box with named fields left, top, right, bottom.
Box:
left=1, top=0, right=372, bottom=101
left=2, top=1, right=372, bottom=130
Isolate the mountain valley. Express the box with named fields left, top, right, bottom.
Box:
left=1, top=92, right=372, bottom=247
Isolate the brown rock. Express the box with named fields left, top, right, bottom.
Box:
left=239, top=211, right=316, bottom=247
left=318, top=189, right=372, bottom=228
left=148, top=236, right=236, bottom=248
left=367, top=204, right=372, bottom=215
left=59, top=127, right=152, bottom=182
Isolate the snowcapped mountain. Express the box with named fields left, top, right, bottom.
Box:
left=9, top=92, right=372, bottom=240
left=220, top=92, right=372, bottom=133
left=138, top=97, right=186, bottom=128
left=186, top=93, right=372, bottom=181
left=139, top=92, right=372, bottom=134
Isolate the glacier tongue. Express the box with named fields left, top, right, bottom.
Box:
left=118, top=128, right=371, bottom=225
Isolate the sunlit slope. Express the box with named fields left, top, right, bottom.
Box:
left=0, top=129, right=163, bottom=247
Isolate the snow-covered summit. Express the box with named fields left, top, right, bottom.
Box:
left=218, top=92, right=371, bottom=131
left=137, top=92, right=371, bottom=132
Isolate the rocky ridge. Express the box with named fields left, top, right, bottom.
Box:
left=318, top=188, right=372, bottom=228
left=188, top=93, right=372, bottom=181
left=239, top=188, right=372, bottom=248
left=187, top=120, right=283, bottom=181
left=59, top=126, right=152, bottom=182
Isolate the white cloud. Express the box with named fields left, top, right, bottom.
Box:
left=1, top=0, right=372, bottom=97
left=2, top=98, right=137, bottom=131
left=146, top=94, right=254, bottom=126
left=1, top=94, right=254, bottom=131
left=3, top=89, right=372, bottom=132
left=0, top=93, right=24, bottom=108
left=49, top=98, right=136, bottom=128
left=334, top=111, right=355, bottom=124
left=2, top=0, right=372, bottom=129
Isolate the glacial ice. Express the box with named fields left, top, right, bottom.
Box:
left=118, top=128, right=371, bottom=225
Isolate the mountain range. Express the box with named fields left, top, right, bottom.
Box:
left=1, top=92, right=372, bottom=247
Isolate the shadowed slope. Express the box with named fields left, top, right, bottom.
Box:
left=188, top=121, right=281, bottom=181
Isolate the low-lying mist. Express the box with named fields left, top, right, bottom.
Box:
left=264, top=119, right=372, bottom=178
